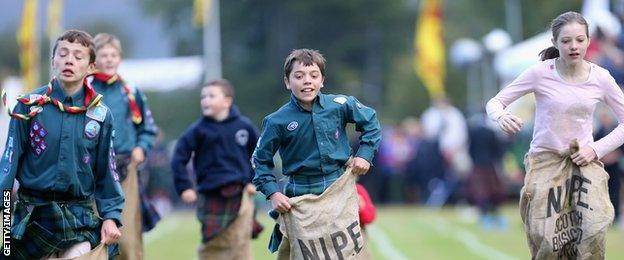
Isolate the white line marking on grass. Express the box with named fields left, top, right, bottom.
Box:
left=433, top=219, right=518, bottom=260
left=367, top=224, right=409, bottom=260
left=144, top=216, right=183, bottom=245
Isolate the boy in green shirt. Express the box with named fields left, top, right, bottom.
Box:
left=0, top=30, right=123, bottom=259
left=252, top=49, right=381, bottom=254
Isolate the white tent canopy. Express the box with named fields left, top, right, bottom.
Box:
left=117, top=56, right=203, bottom=91
left=493, top=32, right=550, bottom=82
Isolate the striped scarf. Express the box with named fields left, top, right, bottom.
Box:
left=92, top=72, right=143, bottom=124
left=1, top=78, right=102, bottom=120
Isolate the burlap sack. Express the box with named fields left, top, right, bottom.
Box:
left=277, top=169, right=363, bottom=260
left=198, top=189, right=254, bottom=260
left=118, top=163, right=143, bottom=260
left=48, top=243, right=108, bottom=260
left=357, top=229, right=372, bottom=260
left=520, top=141, right=614, bottom=259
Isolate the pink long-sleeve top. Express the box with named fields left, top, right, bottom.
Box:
left=486, top=58, right=624, bottom=158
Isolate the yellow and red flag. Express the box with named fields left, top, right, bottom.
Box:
left=17, top=0, right=40, bottom=91
left=414, top=0, right=445, bottom=100
left=46, top=0, right=63, bottom=39
left=193, top=0, right=213, bottom=28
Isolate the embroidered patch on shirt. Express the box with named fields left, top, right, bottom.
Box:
left=5, top=136, right=13, bottom=164
left=30, top=106, right=43, bottom=114
left=235, top=129, right=249, bottom=146
left=86, top=105, right=108, bottom=122
left=29, top=121, right=47, bottom=156
left=84, top=120, right=101, bottom=139
left=287, top=121, right=298, bottom=131
left=333, top=97, right=347, bottom=104
left=109, top=140, right=119, bottom=182
left=2, top=137, right=13, bottom=174
left=83, top=154, right=91, bottom=164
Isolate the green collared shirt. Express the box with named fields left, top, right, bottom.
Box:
left=0, top=80, right=124, bottom=223
left=252, top=93, right=381, bottom=198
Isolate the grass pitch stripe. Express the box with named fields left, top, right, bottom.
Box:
left=433, top=218, right=518, bottom=260
left=367, top=224, right=409, bottom=260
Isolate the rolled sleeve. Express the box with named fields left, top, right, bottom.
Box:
left=355, top=145, right=376, bottom=164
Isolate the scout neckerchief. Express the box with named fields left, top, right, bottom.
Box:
left=1, top=78, right=102, bottom=120
left=92, top=72, right=142, bottom=124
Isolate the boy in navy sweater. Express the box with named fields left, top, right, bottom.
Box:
left=171, top=79, right=259, bottom=259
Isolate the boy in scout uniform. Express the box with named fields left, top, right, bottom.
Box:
left=171, top=80, right=260, bottom=260
left=252, top=49, right=381, bottom=254
left=0, top=30, right=124, bottom=259
left=91, top=33, right=158, bottom=260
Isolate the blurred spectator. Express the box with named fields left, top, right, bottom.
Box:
left=363, top=125, right=404, bottom=203
left=405, top=118, right=445, bottom=204
left=591, top=26, right=624, bottom=85
left=595, top=107, right=623, bottom=224
left=422, top=98, right=471, bottom=177
left=421, top=98, right=471, bottom=206
left=466, top=113, right=507, bottom=230
left=144, top=131, right=175, bottom=216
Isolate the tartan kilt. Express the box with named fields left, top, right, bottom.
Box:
left=3, top=193, right=115, bottom=259
left=283, top=170, right=342, bottom=197
left=465, top=164, right=505, bottom=207
left=197, top=183, right=243, bottom=243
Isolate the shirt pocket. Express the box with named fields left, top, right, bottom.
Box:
left=323, top=116, right=342, bottom=145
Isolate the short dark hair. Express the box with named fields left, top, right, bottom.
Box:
left=283, top=49, right=326, bottom=79
left=203, top=79, right=235, bottom=98
left=52, top=30, right=96, bottom=63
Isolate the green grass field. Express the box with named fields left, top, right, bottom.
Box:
left=144, top=204, right=624, bottom=260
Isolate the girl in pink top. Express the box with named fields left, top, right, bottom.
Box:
left=487, top=12, right=621, bottom=259
left=487, top=13, right=624, bottom=165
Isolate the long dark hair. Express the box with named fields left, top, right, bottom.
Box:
left=539, top=11, right=589, bottom=61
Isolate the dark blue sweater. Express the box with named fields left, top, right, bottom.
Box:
left=171, top=106, right=258, bottom=194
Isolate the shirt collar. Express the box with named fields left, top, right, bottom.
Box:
left=289, top=92, right=326, bottom=112
left=51, top=78, right=85, bottom=105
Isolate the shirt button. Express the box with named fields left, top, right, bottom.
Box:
left=320, top=142, right=324, bottom=145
